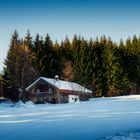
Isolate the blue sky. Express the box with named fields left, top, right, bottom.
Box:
left=0, top=0, right=140, bottom=72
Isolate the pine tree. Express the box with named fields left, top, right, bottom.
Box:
left=105, top=40, right=130, bottom=96
left=84, top=39, right=94, bottom=88
left=53, top=40, right=63, bottom=77
left=132, top=35, right=138, bottom=49
left=72, top=36, right=82, bottom=83
left=4, top=31, right=36, bottom=101
left=41, top=34, right=54, bottom=77
left=119, top=39, right=125, bottom=48
left=62, top=36, right=71, bottom=59
left=4, top=31, right=20, bottom=100
left=21, top=31, right=38, bottom=89
left=2, top=71, right=13, bottom=99
left=125, top=36, right=138, bottom=93
left=89, top=37, right=108, bottom=96
left=31, top=34, right=44, bottom=76
left=132, top=35, right=140, bottom=87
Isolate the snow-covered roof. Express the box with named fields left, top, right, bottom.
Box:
left=25, top=77, right=92, bottom=93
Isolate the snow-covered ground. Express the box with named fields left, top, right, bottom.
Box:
left=1, top=95, right=140, bottom=140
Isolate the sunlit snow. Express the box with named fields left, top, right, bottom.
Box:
left=1, top=95, right=140, bottom=140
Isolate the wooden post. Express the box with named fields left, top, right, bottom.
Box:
left=57, top=90, right=60, bottom=103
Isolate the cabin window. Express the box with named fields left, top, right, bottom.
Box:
left=34, top=84, right=49, bottom=93
left=36, top=89, right=40, bottom=93
left=49, top=88, right=53, bottom=93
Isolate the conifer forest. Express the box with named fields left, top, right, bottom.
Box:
left=1, top=31, right=140, bottom=101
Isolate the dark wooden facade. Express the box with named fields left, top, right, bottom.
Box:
left=27, top=79, right=91, bottom=103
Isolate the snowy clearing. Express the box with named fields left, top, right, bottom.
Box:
left=1, top=95, right=140, bottom=140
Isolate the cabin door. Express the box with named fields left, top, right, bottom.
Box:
left=68, top=95, right=79, bottom=103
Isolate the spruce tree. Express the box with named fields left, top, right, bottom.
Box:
left=105, top=40, right=129, bottom=96
left=4, top=31, right=36, bottom=101
left=31, top=34, right=43, bottom=76
left=21, top=31, right=38, bottom=89
left=41, top=34, right=54, bottom=77
left=4, top=31, right=20, bottom=100
left=72, top=36, right=82, bottom=83
left=91, top=37, right=108, bottom=96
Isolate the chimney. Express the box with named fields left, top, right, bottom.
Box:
left=55, top=75, right=59, bottom=81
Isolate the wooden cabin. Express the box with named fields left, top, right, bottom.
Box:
left=25, top=77, right=92, bottom=103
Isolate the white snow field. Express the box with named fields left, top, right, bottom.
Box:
left=1, top=95, right=140, bottom=140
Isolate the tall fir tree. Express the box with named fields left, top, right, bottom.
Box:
left=31, top=34, right=44, bottom=76
left=3, top=31, right=36, bottom=101
left=105, top=39, right=130, bottom=96
left=3, top=31, right=20, bottom=101
left=21, top=31, right=38, bottom=89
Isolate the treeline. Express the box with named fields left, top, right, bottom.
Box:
left=1, top=31, right=140, bottom=101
